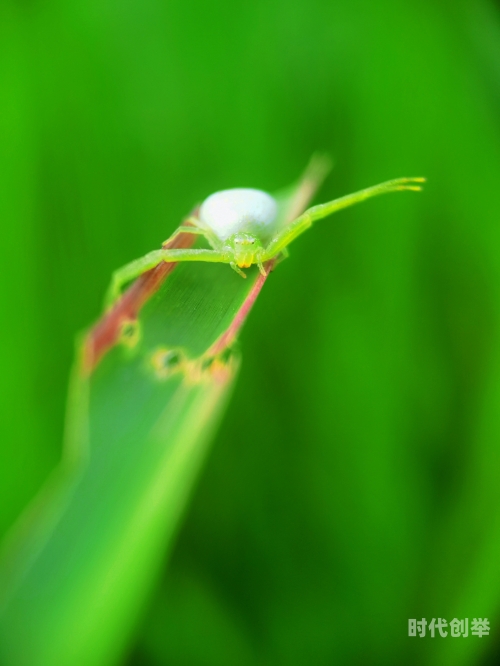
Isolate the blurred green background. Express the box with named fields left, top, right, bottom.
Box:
left=2, top=0, right=500, bottom=664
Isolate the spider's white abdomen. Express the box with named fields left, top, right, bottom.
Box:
left=199, top=188, right=278, bottom=241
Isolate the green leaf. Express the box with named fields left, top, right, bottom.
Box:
left=0, top=160, right=327, bottom=666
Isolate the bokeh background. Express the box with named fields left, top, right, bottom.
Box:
left=2, top=0, right=500, bottom=664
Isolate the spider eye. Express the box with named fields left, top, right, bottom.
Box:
left=234, top=234, right=254, bottom=245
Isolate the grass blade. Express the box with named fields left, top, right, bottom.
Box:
left=0, top=160, right=327, bottom=666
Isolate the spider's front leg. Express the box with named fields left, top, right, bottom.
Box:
left=262, top=176, right=425, bottom=260
left=104, top=248, right=227, bottom=310
left=104, top=250, right=166, bottom=310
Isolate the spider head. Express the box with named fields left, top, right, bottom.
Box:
left=224, top=232, right=263, bottom=268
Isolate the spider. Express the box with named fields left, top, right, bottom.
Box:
left=105, top=173, right=424, bottom=308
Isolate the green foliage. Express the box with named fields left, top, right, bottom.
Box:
left=0, top=174, right=316, bottom=666
left=0, top=240, right=255, bottom=665
left=2, top=0, right=500, bottom=665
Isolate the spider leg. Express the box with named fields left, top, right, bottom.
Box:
left=262, top=176, right=425, bottom=259
left=261, top=214, right=313, bottom=260
left=273, top=247, right=289, bottom=267
left=280, top=247, right=290, bottom=259
left=163, top=216, right=221, bottom=251
left=105, top=248, right=226, bottom=309
left=230, top=262, right=247, bottom=278
left=255, top=247, right=268, bottom=276
left=172, top=225, right=208, bottom=235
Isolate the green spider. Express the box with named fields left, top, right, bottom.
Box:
left=105, top=173, right=424, bottom=308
